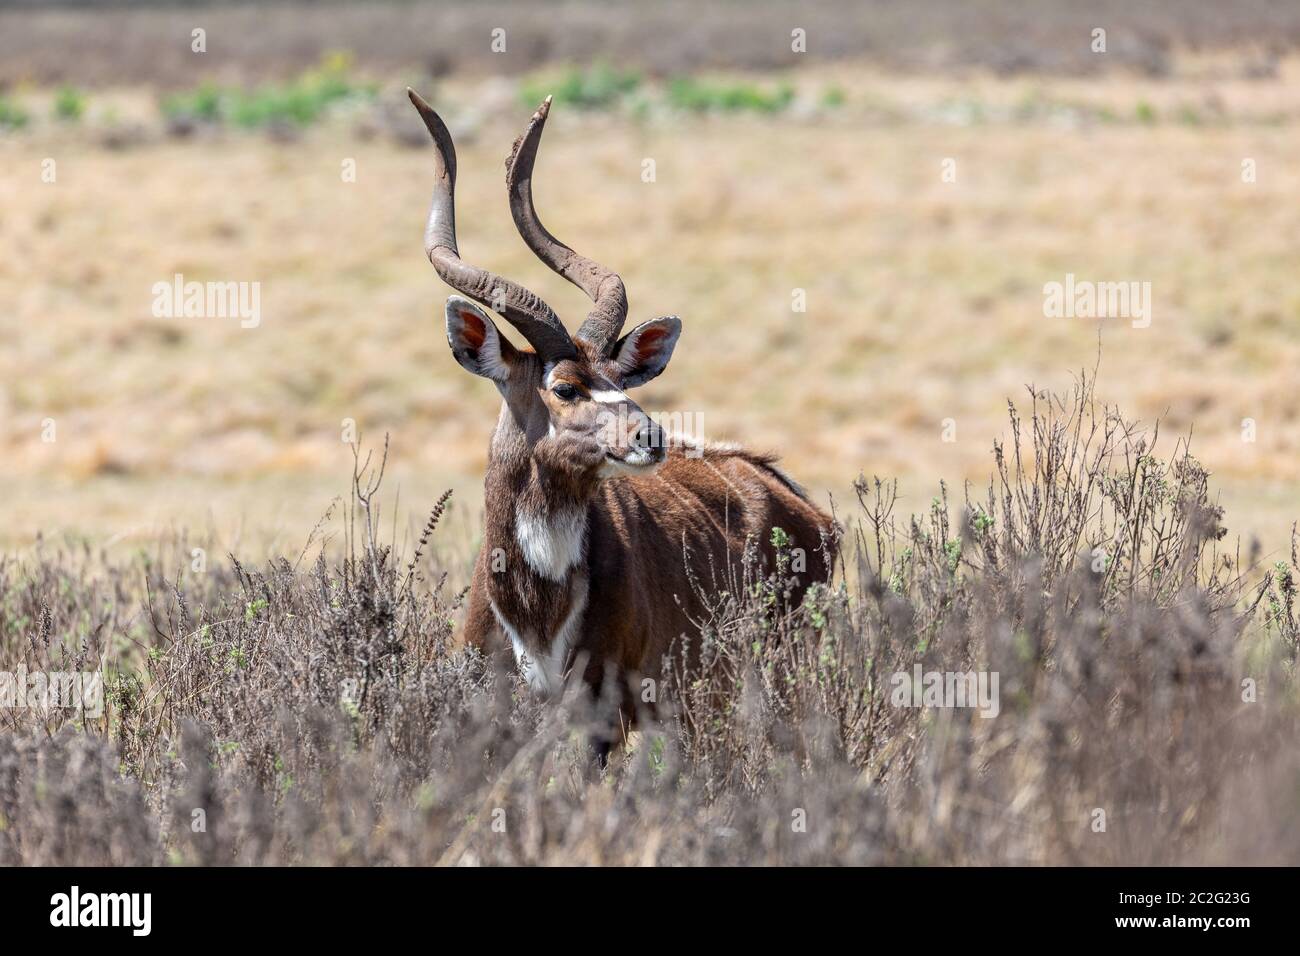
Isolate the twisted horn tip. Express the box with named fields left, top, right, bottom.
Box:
left=408, top=87, right=433, bottom=112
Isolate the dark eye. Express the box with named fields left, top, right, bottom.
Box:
left=553, top=383, right=578, bottom=401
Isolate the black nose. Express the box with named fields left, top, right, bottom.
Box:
left=637, top=420, right=665, bottom=455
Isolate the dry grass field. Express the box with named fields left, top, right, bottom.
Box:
left=3, top=62, right=1300, bottom=573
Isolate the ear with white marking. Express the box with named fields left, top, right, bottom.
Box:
left=611, top=316, right=681, bottom=388
left=445, top=295, right=515, bottom=382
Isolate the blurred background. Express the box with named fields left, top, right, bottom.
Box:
left=1, top=0, right=1298, bottom=568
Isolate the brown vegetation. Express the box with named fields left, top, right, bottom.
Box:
left=2, top=379, right=1297, bottom=865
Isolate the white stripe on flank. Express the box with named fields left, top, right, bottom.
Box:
left=545, top=580, right=588, bottom=692
left=491, top=580, right=588, bottom=696
left=490, top=600, right=533, bottom=681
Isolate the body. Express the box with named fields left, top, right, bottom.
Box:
left=462, top=438, right=834, bottom=700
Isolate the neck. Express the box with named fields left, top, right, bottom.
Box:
left=479, top=402, right=593, bottom=693
left=481, top=400, right=591, bottom=615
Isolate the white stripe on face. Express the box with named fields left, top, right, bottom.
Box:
left=544, top=367, right=628, bottom=404
left=589, top=376, right=631, bottom=404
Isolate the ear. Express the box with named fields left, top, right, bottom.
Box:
left=445, top=295, right=515, bottom=382
left=611, top=316, right=681, bottom=388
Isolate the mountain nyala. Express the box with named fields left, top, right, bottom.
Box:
left=408, top=89, right=835, bottom=760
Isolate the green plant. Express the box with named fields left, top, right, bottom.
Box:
left=53, top=85, right=86, bottom=122
left=162, top=82, right=223, bottom=123
left=667, top=76, right=795, bottom=114
left=161, top=53, right=375, bottom=130
left=520, top=62, right=641, bottom=111
left=0, top=96, right=29, bottom=130
left=820, top=85, right=847, bottom=109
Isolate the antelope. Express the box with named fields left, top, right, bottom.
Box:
left=408, top=89, right=835, bottom=755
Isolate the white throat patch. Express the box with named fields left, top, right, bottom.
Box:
left=515, top=506, right=587, bottom=582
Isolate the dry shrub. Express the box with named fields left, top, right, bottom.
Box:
left=1, top=376, right=1297, bottom=865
